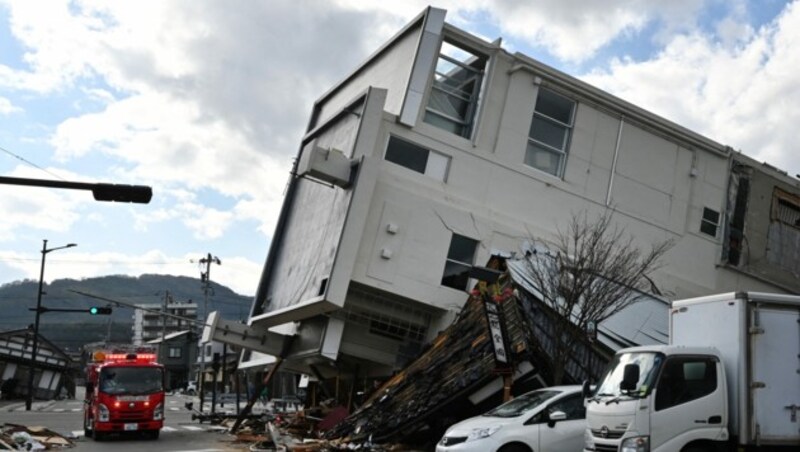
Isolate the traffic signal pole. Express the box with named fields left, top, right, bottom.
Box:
left=0, top=176, right=152, bottom=203
left=26, top=240, right=77, bottom=411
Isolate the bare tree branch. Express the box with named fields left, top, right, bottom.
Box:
left=524, top=210, right=673, bottom=384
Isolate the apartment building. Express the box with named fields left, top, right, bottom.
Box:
left=132, top=299, right=197, bottom=345
left=205, top=7, right=799, bottom=378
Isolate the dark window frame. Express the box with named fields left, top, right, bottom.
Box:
left=441, top=234, right=478, bottom=290
left=772, top=189, right=800, bottom=229
left=424, top=39, right=487, bottom=139
left=700, top=207, right=720, bottom=237
left=525, top=87, right=576, bottom=177
left=384, top=136, right=450, bottom=181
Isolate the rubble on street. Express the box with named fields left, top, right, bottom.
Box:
left=201, top=257, right=667, bottom=451
left=0, top=424, right=74, bottom=450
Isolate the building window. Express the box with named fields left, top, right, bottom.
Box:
left=168, top=347, right=181, bottom=358
left=766, top=188, right=800, bottom=271
left=385, top=136, right=450, bottom=181
left=441, top=234, right=478, bottom=290
left=424, top=39, right=487, bottom=138
left=525, top=88, right=576, bottom=177
left=773, top=195, right=800, bottom=227
left=700, top=207, right=720, bottom=237
left=205, top=345, right=212, bottom=357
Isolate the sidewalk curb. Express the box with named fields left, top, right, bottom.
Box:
left=1, top=400, right=58, bottom=412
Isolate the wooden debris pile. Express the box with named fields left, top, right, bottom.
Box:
left=0, top=424, right=75, bottom=450
left=322, top=264, right=526, bottom=447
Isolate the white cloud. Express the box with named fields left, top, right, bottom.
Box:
left=178, top=202, right=234, bottom=240
left=0, top=96, right=22, bottom=114
left=581, top=1, right=800, bottom=177
left=0, top=166, right=85, bottom=241
left=2, top=0, right=799, bottom=296
left=3, top=1, right=384, bottom=243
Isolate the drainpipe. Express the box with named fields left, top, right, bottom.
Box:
left=606, top=116, right=625, bottom=206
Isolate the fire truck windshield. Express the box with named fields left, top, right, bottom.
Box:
left=99, top=367, right=163, bottom=395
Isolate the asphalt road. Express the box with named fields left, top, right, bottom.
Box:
left=0, top=391, right=262, bottom=451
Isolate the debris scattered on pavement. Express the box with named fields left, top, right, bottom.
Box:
left=1, top=424, right=75, bottom=450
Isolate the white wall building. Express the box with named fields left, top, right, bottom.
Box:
left=132, top=300, right=197, bottom=345
left=205, top=7, right=800, bottom=378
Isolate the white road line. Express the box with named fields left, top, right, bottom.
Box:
left=53, top=408, right=65, bottom=412
left=71, top=408, right=81, bottom=412
left=181, top=425, right=203, bottom=431
left=71, top=431, right=84, bottom=438
left=169, top=407, right=181, bottom=411
left=161, top=426, right=178, bottom=432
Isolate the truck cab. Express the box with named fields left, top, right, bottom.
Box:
left=584, top=345, right=728, bottom=452
left=84, top=350, right=165, bottom=440
left=585, top=292, right=800, bottom=451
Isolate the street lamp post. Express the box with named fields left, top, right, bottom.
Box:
left=26, top=239, right=76, bottom=411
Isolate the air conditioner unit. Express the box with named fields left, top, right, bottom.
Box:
left=296, top=144, right=354, bottom=188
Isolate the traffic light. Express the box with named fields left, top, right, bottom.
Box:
left=92, top=183, right=152, bottom=204
left=89, top=306, right=113, bottom=315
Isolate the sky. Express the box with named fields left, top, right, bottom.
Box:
left=0, top=0, right=798, bottom=297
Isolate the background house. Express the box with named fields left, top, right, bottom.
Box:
left=0, top=329, right=72, bottom=400
left=132, top=298, right=197, bottom=345
left=147, top=330, right=196, bottom=391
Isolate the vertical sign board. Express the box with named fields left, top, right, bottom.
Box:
left=483, top=300, right=509, bottom=366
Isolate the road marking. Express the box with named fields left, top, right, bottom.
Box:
left=53, top=408, right=65, bottom=412
left=68, top=426, right=209, bottom=437
left=169, top=407, right=181, bottom=411
left=71, top=408, right=81, bottom=412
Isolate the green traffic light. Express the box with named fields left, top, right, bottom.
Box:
left=89, top=307, right=99, bottom=315
left=88, top=306, right=112, bottom=315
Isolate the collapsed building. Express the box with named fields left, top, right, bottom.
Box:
left=203, top=5, right=800, bottom=416
left=321, top=256, right=668, bottom=445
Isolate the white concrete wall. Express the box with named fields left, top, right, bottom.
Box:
left=341, top=34, right=771, bottom=317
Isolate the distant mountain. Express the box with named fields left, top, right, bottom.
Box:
left=0, top=274, right=253, bottom=352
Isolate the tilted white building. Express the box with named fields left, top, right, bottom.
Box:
left=204, top=7, right=800, bottom=379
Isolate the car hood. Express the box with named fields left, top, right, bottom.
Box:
left=445, top=415, right=521, bottom=436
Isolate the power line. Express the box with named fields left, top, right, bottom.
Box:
left=0, top=144, right=65, bottom=181
left=0, top=256, right=256, bottom=269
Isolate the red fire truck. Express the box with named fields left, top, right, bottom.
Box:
left=83, top=345, right=165, bottom=440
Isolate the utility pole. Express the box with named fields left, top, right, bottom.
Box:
left=26, top=240, right=76, bottom=411
left=197, top=253, right=221, bottom=413
left=105, top=315, right=113, bottom=342
left=160, top=290, right=170, bottom=364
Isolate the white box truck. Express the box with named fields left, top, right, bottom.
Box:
left=584, top=292, right=799, bottom=452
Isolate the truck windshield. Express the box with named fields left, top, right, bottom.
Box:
left=595, top=352, right=663, bottom=398
left=99, top=367, right=163, bottom=395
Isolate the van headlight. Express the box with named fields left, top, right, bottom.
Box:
left=466, top=426, right=501, bottom=442
left=620, top=435, right=649, bottom=452
left=98, top=403, right=110, bottom=422
left=153, top=402, right=164, bottom=420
